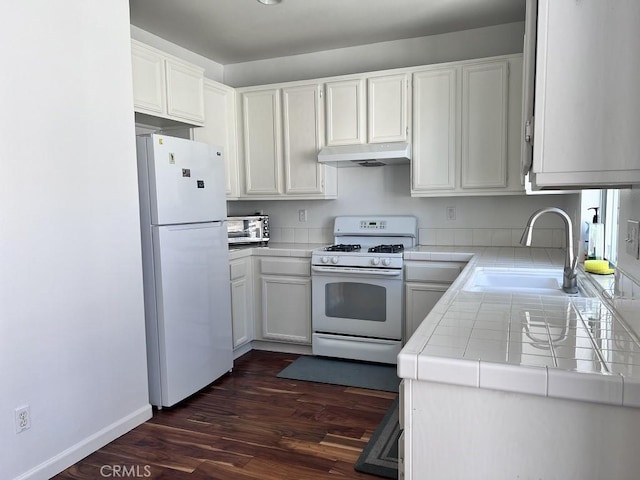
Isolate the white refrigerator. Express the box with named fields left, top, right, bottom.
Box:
left=136, top=134, right=232, bottom=408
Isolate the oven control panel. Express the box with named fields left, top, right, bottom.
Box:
left=360, top=220, right=387, bottom=230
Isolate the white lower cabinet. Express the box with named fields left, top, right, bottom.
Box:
left=404, top=261, right=464, bottom=340
left=254, top=257, right=311, bottom=344
left=405, top=284, right=448, bottom=341
left=229, top=257, right=253, bottom=349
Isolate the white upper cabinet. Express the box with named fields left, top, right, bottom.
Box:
left=164, top=60, right=205, bottom=124
left=325, top=79, right=366, bottom=146
left=325, top=74, right=409, bottom=146
left=131, top=40, right=205, bottom=126
left=238, top=83, right=337, bottom=200
left=528, top=0, right=640, bottom=188
left=241, top=88, right=283, bottom=196
left=412, top=56, right=521, bottom=197
left=367, top=73, right=409, bottom=143
left=131, top=41, right=166, bottom=116
left=282, top=84, right=325, bottom=195
left=461, top=61, right=508, bottom=189
left=412, top=68, right=457, bottom=191
left=193, top=79, right=239, bottom=199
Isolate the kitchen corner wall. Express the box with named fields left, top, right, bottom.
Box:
left=227, top=165, right=580, bottom=248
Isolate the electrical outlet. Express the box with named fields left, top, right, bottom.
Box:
left=15, top=405, right=30, bottom=433
left=446, top=206, right=456, bottom=221
left=626, top=220, right=640, bottom=259
left=298, top=209, right=307, bottom=223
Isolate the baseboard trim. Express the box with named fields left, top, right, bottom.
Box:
left=13, top=404, right=152, bottom=480
left=251, top=340, right=312, bottom=356
left=233, top=342, right=253, bottom=360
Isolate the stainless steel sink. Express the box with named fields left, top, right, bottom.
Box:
left=463, top=267, right=586, bottom=296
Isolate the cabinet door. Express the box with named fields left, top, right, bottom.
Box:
left=282, top=84, right=324, bottom=194
left=367, top=73, right=409, bottom=143
left=411, top=68, right=457, bottom=192
left=131, top=41, right=166, bottom=116
left=230, top=258, right=253, bottom=349
left=405, top=284, right=447, bottom=341
left=165, top=59, right=205, bottom=125
left=325, top=79, right=366, bottom=146
left=532, top=0, right=640, bottom=187
left=260, top=275, right=311, bottom=344
left=461, top=61, right=508, bottom=189
left=241, top=89, right=283, bottom=195
left=194, top=80, right=238, bottom=198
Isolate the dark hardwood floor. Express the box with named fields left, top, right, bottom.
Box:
left=53, top=350, right=396, bottom=479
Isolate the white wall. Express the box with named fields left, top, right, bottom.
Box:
left=228, top=166, right=580, bottom=248
left=131, top=25, right=225, bottom=82
left=224, top=22, right=525, bottom=87
left=0, top=2, right=151, bottom=479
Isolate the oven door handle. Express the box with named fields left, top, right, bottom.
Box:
left=311, top=265, right=402, bottom=277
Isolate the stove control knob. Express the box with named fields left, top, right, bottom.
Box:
left=331, top=256, right=339, bottom=264
left=321, top=256, right=329, bottom=264
left=382, top=258, right=391, bottom=266
left=371, top=258, right=380, bottom=266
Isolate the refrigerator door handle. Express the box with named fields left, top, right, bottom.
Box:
left=160, top=221, right=225, bottom=231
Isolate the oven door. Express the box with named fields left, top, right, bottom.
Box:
left=311, top=266, right=403, bottom=340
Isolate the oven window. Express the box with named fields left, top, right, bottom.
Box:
left=325, top=282, right=386, bottom=322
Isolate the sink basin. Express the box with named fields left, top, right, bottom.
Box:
left=463, top=267, right=583, bottom=296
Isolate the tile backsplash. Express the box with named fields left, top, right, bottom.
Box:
left=269, top=227, right=333, bottom=244
left=418, top=228, right=567, bottom=248
left=269, top=226, right=567, bottom=248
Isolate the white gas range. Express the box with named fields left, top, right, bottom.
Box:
left=311, top=216, right=417, bottom=364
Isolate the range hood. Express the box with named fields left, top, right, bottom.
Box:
left=318, top=142, right=411, bottom=167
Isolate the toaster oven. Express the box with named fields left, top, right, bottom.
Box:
left=227, top=215, right=269, bottom=245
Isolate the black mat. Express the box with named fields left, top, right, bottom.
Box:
left=276, top=355, right=399, bottom=393
left=355, top=397, right=400, bottom=479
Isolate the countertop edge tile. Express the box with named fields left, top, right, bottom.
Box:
left=417, top=355, right=479, bottom=387
left=622, top=375, right=640, bottom=408
left=479, top=362, right=547, bottom=397
left=547, top=369, right=623, bottom=406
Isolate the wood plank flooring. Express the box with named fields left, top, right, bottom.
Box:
left=53, top=350, right=397, bottom=479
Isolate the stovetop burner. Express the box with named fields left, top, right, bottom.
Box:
left=324, top=244, right=362, bottom=252
left=368, top=244, right=405, bottom=254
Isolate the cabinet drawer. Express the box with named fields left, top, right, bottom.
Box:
left=404, top=261, right=464, bottom=283
left=260, top=258, right=310, bottom=277
left=230, top=259, right=249, bottom=281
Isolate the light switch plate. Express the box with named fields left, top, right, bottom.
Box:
left=626, top=220, right=640, bottom=259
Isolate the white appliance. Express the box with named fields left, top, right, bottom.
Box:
left=311, top=216, right=417, bottom=364
left=136, top=134, right=232, bottom=408
left=317, top=142, right=411, bottom=167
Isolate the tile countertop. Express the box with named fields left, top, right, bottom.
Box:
left=399, top=246, right=640, bottom=409
left=228, top=242, right=323, bottom=260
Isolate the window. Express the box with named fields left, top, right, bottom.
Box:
left=603, top=189, right=620, bottom=265
left=580, top=189, right=619, bottom=265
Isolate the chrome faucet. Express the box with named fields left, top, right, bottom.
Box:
left=520, top=207, right=578, bottom=294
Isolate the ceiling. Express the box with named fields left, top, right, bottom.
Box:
left=129, top=0, right=526, bottom=65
